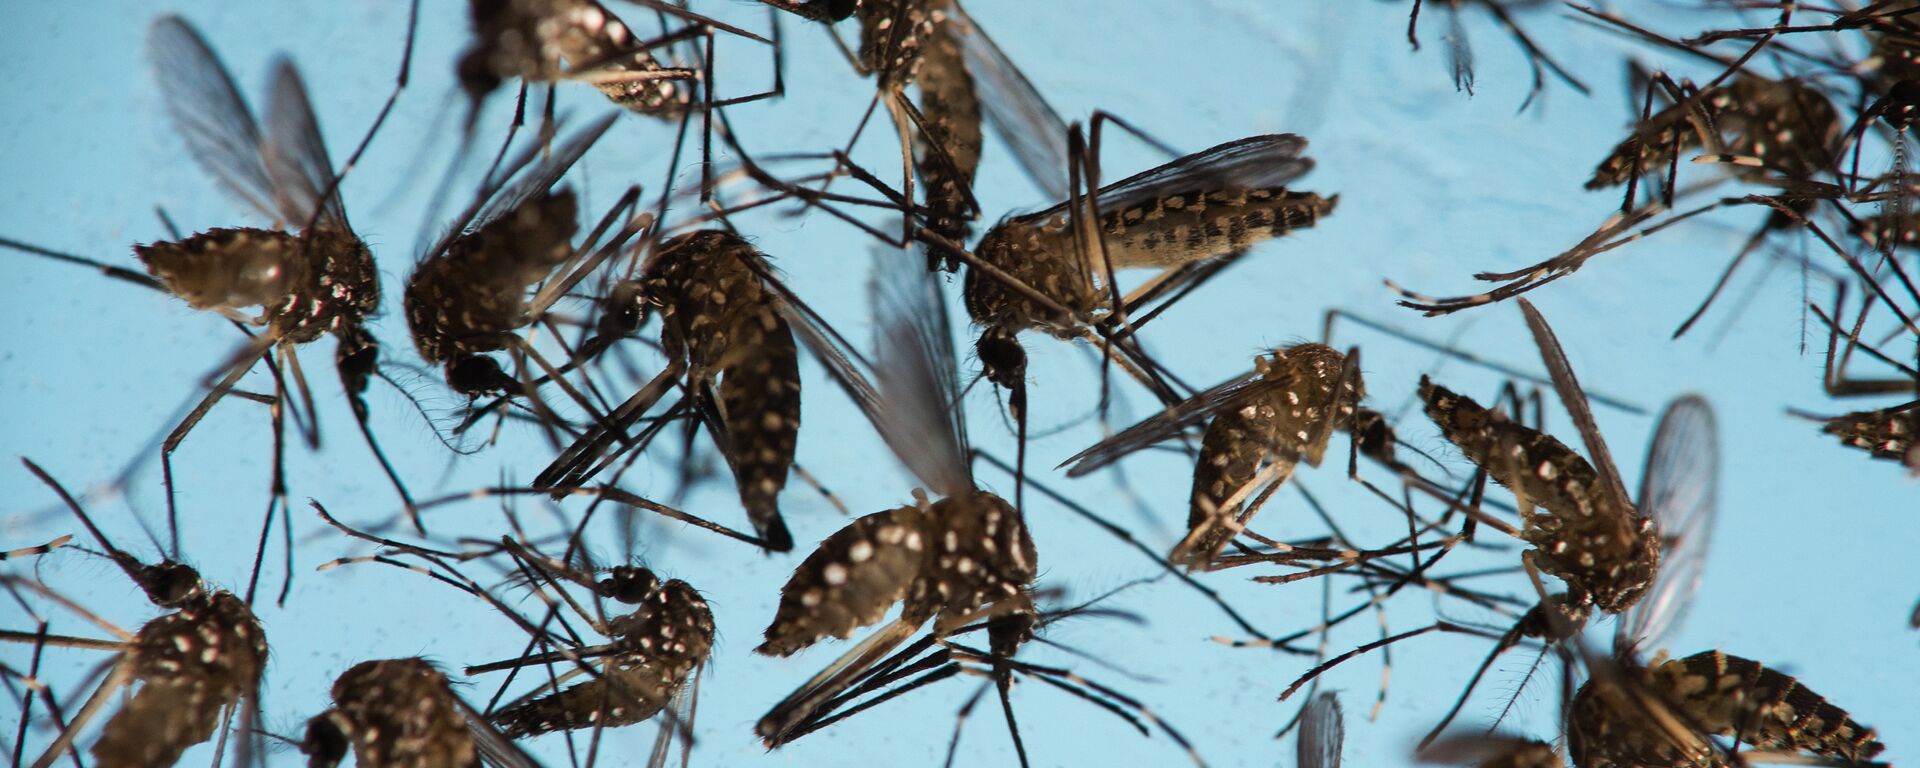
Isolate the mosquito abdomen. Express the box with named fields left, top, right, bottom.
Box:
left=1652, top=651, right=1885, bottom=763
left=136, top=227, right=302, bottom=317
left=759, top=505, right=929, bottom=657
left=719, top=315, right=802, bottom=550
left=1097, top=188, right=1337, bottom=270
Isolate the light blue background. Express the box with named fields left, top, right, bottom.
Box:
left=2, top=1, right=1912, bottom=766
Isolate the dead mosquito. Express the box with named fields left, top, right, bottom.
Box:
left=301, top=657, right=538, bottom=768
left=535, top=229, right=810, bottom=552
left=754, top=251, right=1039, bottom=748
left=1058, top=343, right=1367, bottom=570
left=1568, top=648, right=1887, bottom=768
left=5, top=459, right=268, bottom=768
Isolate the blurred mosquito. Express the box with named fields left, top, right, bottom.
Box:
left=1404, top=0, right=1588, bottom=110
left=301, top=657, right=538, bottom=768
left=1058, top=343, right=1368, bottom=570
left=1295, top=691, right=1343, bottom=768
left=1417, top=733, right=1560, bottom=768
left=769, top=581, right=1206, bottom=768
left=754, top=252, right=1040, bottom=748
left=4, top=459, right=268, bottom=768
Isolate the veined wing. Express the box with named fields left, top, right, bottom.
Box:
left=870, top=250, right=974, bottom=496
left=1615, top=395, right=1718, bottom=653
left=949, top=2, right=1070, bottom=201
left=1056, top=369, right=1282, bottom=477
left=263, top=60, right=350, bottom=231
left=1017, top=134, right=1314, bottom=222
left=1298, top=691, right=1344, bottom=768
left=148, top=16, right=279, bottom=223
left=420, top=113, right=617, bottom=263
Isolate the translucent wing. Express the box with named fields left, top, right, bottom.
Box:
left=264, top=60, right=349, bottom=230
left=1056, top=369, right=1282, bottom=477
left=1298, top=691, right=1344, bottom=768
left=420, top=113, right=617, bottom=263
left=870, top=251, right=974, bottom=496
left=147, top=16, right=279, bottom=222
left=1019, top=134, right=1314, bottom=221
left=1517, top=299, right=1634, bottom=512
left=646, top=667, right=699, bottom=768
left=456, top=698, right=542, bottom=768
left=475, top=113, right=618, bottom=229
left=949, top=2, right=1070, bottom=200
left=1616, top=395, right=1718, bottom=653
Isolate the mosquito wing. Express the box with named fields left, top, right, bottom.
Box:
left=1615, top=395, right=1718, bottom=653
left=1056, top=369, right=1281, bottom=477
left=1019, top=134, right=1314, bottom=222
left=420, top=113, right=617, bottom=263
left=263, top=60, right=350, bottom=231
left=148, top=16, right=280, bottom=223
left=646, top=665, right=699, bottom=768
left=457, top=697, right=542, bottom=768
left=870, top=251, right=974, bottom=496
left=949, top=2, right=1070, bottom=200
left=1517, top=299, right=1634, bottom=513
left=1298, top=691, right=1344, bottom=768
left=475, top=113, right=618, bottom=229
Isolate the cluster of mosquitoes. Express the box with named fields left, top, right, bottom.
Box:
left=0, top=1, right=1914, bottom=767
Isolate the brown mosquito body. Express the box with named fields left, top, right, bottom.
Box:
left=1059, top=343, right=1364, bottom=569
left=962, top=134, right=1332, bottom=396
left=1588, top=74, right=1841, bottom=191
left=407, top=114, right=624, bottom=402
left=1417, top=735, right=1560, bottom=768
left=11, top=459, right=268, bottom=768
left=482, top=566, right=715, bottom=738
left=1568, top=650, right=1885, bottom=768
left=1820, top=399, right=1918, bottom=468
left=459, top=0, right=694, bottom=120
left=537, top=229, right=803, bottom=551
left=1419, top=377, right=1658, bottom=613
left=303, top=658, right=493, bottom=768
left=756, top=252, right=1042, bottom=748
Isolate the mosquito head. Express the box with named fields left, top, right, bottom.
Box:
left=300, top=713, right=350, bottom=768
left=1879, top=78, right=1920, bottom=131
left=597, top=279, right=652, bottom=341
left=1351, top=408, right=1398, bottom=465
left=987, top=589, right=1038, bottom=659
left=136, top=560, right=207, bottom=608
left=336, top=323, right=379, bottom=396
left=976, top=327, right=1026, bottom=392
left=599, top=565, right=662, bottom=604
left=445, top=354, right=515, bottom=397
left=455, top=49, right=502, bottom=132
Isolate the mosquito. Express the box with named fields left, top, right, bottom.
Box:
left=1567, top=648, right=1887, bottom=767
left=961, top=131, right=1336, bottom=438
left=1282, top=301, right=1721, bottom=749
left=535, top=229, right=808, bottom=552
left=1416, top=734, right=1560, bottom=768
left=309, top=505, right=713, bottom=768
left=5, top=459, right=267, bottom=768
left=1058, top=343, right=1367, bottom=569
left=754, top=251, right=1038, bottom=748
left=767, top=581, right=1206, bottom=767
left=301, top=657, right=538, bottom=768
left=92, top=16, right=420, bottom=587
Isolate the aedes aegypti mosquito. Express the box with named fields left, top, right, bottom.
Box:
left=4, top=459, right=268, bottom=768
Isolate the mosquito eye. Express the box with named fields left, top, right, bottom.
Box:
left=976, top=333, right=1025, bottom=389
left=302, top=715, right=349, bottom=767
